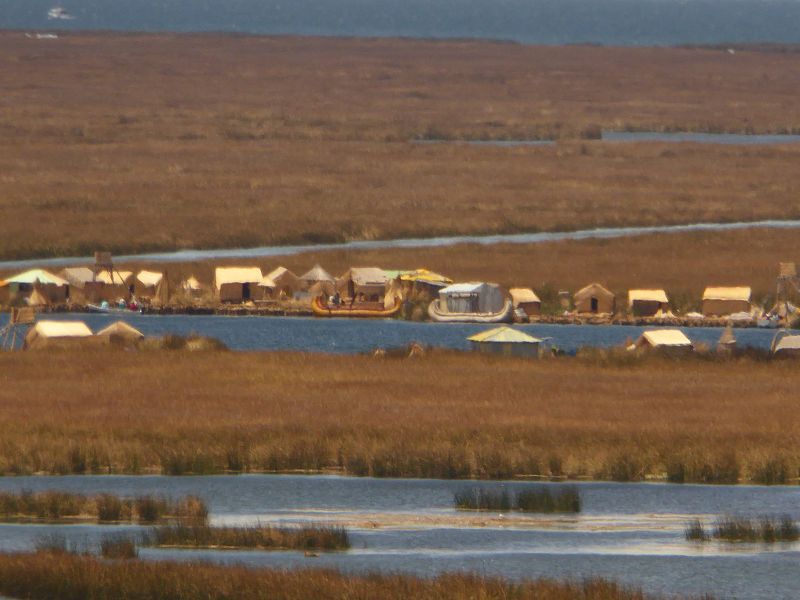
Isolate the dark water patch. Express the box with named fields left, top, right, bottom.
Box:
left=603, top=131, right=800, bottom=144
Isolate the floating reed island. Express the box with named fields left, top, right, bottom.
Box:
left=454, top=486, right=581, bottom=513
left=686, top=516, right=800, bottom=543
left=0, top=491, right=207, bottom=524
left=0, top=551, right=702, bottom=600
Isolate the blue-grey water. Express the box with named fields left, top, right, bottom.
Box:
left=4, top=0, right=800, bottom=46
left=2, top=219, right=800, bottom=271
left=0, top=312, right=780, bottom=353
left=602, top=131, right=800, bottom=144
left=0, top=475, right=798, bottom=599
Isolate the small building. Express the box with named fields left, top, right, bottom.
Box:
left=628, top=289, right=669, bottom=317
left=265, top=267, right=300, bottom=298
left=574, top=283, right=616, bottom=315
left=213, top=267, right=264, bottom=303
left=702, top=287, right=751, bottom=317
left=96, top=321, right=145, bottom=346
left=23, top=320, right=94, bottom=350
left=90, top=270, right=134, bottom=303
left=181, top=276, right=204, bottom=298
left=772, top=333, right=800, bottom=357
left=509, top=288, right=541, bottom=316
left=337, top=267, right=389, bottom=301
left=299, top=264, right=336, bottom=290
left=438, top=282, right=507, bottom=314
left=468, top=326, right=543, bottom=358
left=3, top=269, right=70, bottom=304
left=628, top=329, right=693, bottom=355
left=134, top=270, right=164, bottom=299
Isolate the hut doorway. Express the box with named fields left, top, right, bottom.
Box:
left=242, top=282, right=251, bottom=301
left=591, top=297, right=598, bottom=313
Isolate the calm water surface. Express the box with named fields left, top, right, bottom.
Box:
left=0, top=313, right=780, bottom=353
left=0, top=475, right=797, bottom=599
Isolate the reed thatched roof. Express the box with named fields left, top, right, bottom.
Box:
left=702, top=287, right=751, bottom=301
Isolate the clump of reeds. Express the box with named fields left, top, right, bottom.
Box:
left=144, top=523, right=350, bottom=551
left=455, top=486, right=580, bottom=513
left=0, top=491, right=207, bottom=524
left=0, top=551, right=679, bottom=599
left=686, top=516, right=800, bottom=543
left=100, top=535, right=138, bottom=560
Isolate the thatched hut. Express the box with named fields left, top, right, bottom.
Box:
left=3, top=269, right=70, bottom=305
left=509, top=288, right=541, bottom=316
left=336, top=267, right=389, bottom=302
left=772, top=332, right=800, bottom=357
left=96, top=321, right=145, bottom=346
left=574, top=283, right=615, bottom=315
left=23, top=320, right=95, bottom=350
left=628, top=329, right=693, bottom=355
left=628, top=289, right=669, bottom=317
left=265, top=267, right=300, bottom=298
left=134, top=270, right=164, bottom=300
left=468, top=326, right=542, bottom=358
left=213, top=267, right=264, bottom=303
left=702, top=287, right=751, bottom=317
left=299, top=264, right=335, bottom=291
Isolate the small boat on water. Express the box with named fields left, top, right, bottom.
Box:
left=47, top=6, right=75, bottom=20
left=428, top=298, right=514, bottom=323
left=311, top=296, right=402, bottom=318
left=428, top=282, right=514, bottom=323
left=87, top=302, right=142, bottom=315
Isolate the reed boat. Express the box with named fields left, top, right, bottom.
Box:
left=428, top=299, right=514, bottom=323
left=311, top=296, right=402, bottom=318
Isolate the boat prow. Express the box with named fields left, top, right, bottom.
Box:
left=312, top=296, right=402, bottom=318
left=428, top=299, right=514, bottom=323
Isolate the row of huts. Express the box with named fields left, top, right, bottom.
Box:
left=0, top=264, right=763, bottom=318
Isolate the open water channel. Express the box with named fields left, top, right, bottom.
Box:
left=0, top=312, right=782, bottom=353
left=0, top=475, right=797, bottom=599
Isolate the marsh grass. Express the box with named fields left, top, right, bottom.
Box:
left=455, top=486, right=580, bottom=513
left=0, top=491, right=207, bottom=524
left=0, top=551, right=692, bottom=600
left=687, top=516, right=800, bottom=543
left=100, top=535, right=138, bottom=559
left=145, top=523, right=350, bottom=551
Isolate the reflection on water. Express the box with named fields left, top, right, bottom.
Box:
left=0, top=476, right=797, bottom=599
left=0, top=313, right=780, bottom=354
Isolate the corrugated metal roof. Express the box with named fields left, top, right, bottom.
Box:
left=509, top=288, right=541, bottom=304
left=31, top=320, right=93, bottom=338
left=214, top=267, right=263, bottom=289
left=5, top=269, right=68, bottom=286
left=136, top=270, right=163, bottom=287
left=640, top=329, right=692, bottom=347
left=468, top=326, right=542, bottom=344
left=774, top=335, right=800, bottom=352
left=702, top=287, right=751, bottom=301
left=441, top=282, right=485, bottom=294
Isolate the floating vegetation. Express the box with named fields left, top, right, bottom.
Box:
left=144, top=523, right=350, bottom=551
left=455, top=486, right=581, bottom=513
left=686, top=516, right=800, bottom=543
left=0, top=491, right=207, bottom=524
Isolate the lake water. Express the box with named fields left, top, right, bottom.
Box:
left=602, top=131, right=800, bottom=144
left=0, top=475, right=797, bottom=599
left=5, top=0, right=800, bottom=46
left=0, top=312, right=780, bottom=353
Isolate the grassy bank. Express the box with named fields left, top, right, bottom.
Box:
left=0, top=551, right=697, bottom=600
left=0, top=491, right=207, bottom=524
left=1, top=33, right=800, bottom=259
left=145, top=523, right=350, bottom=551
left=0, top=349, right=799, bottom=483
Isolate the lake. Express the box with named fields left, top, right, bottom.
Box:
left=0, top=475, right=798, bottom=599
left=0, top=312, right=781, bottom=354
left=5, top=0, right=800, bottom=46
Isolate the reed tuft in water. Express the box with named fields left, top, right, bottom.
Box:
left=144, top=523, right=350, bottom=551
left=455, top=486, right=580, bottom=513
left=686, top=516, right=800, bottom=543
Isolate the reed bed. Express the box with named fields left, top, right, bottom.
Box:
left=0, top=551, right=700, bottom=600
left=0, top=491, right=207, bottom=524
left=2, top=33, right=800, bottom=259
left=145, top=523, right=350, bottom=551
left=1, top=349, right=800, bottom=484
left=454, top=486, right=581, bottom=513
left=686, top=516, right=800, bottom=543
